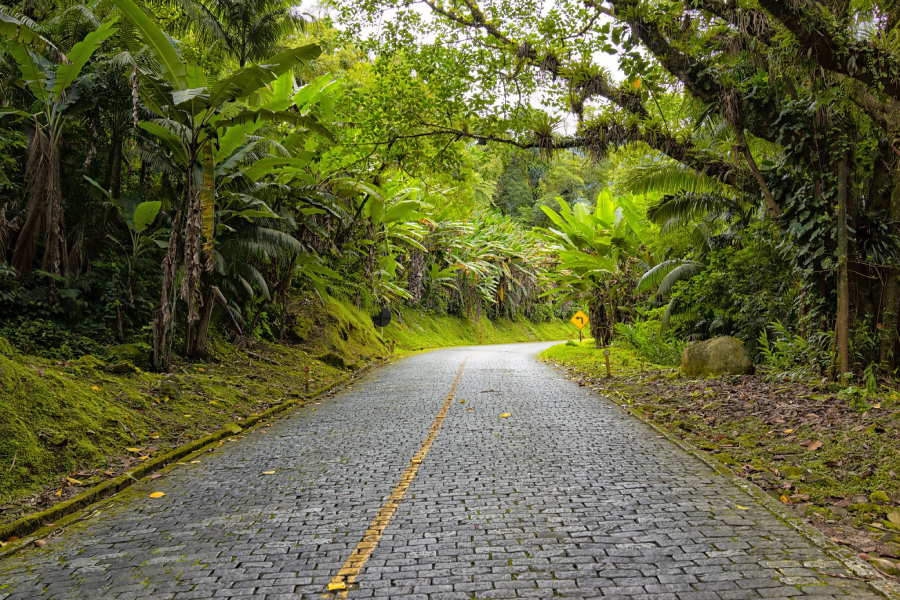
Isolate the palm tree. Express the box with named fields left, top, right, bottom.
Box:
left=153, top=0, right=310, bottom=67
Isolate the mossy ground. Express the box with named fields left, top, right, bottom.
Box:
left=388, top=309, right=573, bottom=351
left=542, top=339, right=900, bottom=569
left=0, top=298, right=572, bottom=527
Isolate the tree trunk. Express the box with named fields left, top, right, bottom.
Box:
left=589, top=286, right=610, bottom=348
left=181, top=183, right=204, bottom=356
left=41, top=135, right=67, bottom=277
left=150, top=171, right=188, bottom=371
left=836, top=153, right=850, bottom=383
left=880, top=166, right=900, bottom=371
left=150, top=208, right=183, bottom=370
left=188, top=286, right=216, bottom=359
left=408, top=249, right=424, bottom=304
left=734, top=128, right=781, bottom=218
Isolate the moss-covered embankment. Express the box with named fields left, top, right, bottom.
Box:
left=0, top=297, right=571, bottom=524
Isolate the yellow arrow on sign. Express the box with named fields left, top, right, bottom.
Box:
left=570, top=310, right=589, bottom=330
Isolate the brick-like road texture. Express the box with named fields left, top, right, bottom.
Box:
left=0, top=342, right=883, bottom=599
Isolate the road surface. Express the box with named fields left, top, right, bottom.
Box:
left=0, top=342, right=880, bottom=599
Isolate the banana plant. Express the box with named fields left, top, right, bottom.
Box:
left=109, top=0, right=330, bottom=365
left=538, top=189, right=651, bottom=346
left=2, top=19, right=118, bottom=277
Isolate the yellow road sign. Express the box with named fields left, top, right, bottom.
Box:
left=570, top=310, right=589, bottom=330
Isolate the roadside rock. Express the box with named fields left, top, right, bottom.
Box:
left=319, top=352, right=352, bottom=370
left=681, top=336, right=754, bottom=376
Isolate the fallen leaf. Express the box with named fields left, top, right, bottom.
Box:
left=103, top=471, right=114, bottom=477
left=0, top=540, right=6, bottom=547
left=460, top=399, right=465, bottom=404
left=779, top=494, right=791, bottom=504
left=467, top=408, right=473, bottom=411
left=262, top=471, right=276, bottom=475
left=91, top=385, right=100, bottom=391
left=149, top=492, right=165, bottom=498
left=874, top=403, right=881, bottom=409
left=34, top=540, right=46, bottom=547
left=150, top=473, right=163, bottom=480
left=888, top=512, right=900, bottom=526
left=328, top=582, right=346, bottom=591
left=6, top=536, right=18, bottom=543
left=183, top=414, right=192, bottom=417
left=189, top=460, right=200, bottom=464
left=807, top=440, right=822, bottom=451
left=859, top=552, right=871, bottom=560
left=125, top=447, right=142, bottom=453
left=736, top=505, right=750, bottom=510
left=149, top=432, right=160, bottom=439
left=783, top=429, right=794, bottom=434
left=500, top=413, right=511, bottom=418
left=65, top=477, right=84, bottom=486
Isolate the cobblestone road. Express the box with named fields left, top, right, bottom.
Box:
left=0, top=342, right=883, bottom=599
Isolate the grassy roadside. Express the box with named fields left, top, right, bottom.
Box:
left=390, top=308, right=574, bottom=351
left=542, top=339, right=900, bottom=576
left=0, top=298, right=573, bottom=528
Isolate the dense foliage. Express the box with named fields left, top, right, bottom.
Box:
left=0, top=0, right=569, bottom=368
left=5, top=0, right=900, bottom=387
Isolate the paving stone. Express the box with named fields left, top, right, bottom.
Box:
left=0, top=343, right=882, bottom=599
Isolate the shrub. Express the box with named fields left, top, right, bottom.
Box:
left=614, top=319, right=685, bottom=366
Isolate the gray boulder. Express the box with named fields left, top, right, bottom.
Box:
left=681, top=336, right=753, bottom=376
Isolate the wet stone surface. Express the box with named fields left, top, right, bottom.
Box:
left=0, top=342, right=883, bottom=599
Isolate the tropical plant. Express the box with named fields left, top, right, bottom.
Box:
left=2, top=18, right=118, bottom=277
left=110, top=0, right=329, bottom=365
left=538, top=189, right=650, bottom=346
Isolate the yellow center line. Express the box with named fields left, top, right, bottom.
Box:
left=324, top=356, right=470, bottom=598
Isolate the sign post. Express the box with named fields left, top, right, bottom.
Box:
left=570, top=310, right=589, bottom=342
left=604, top=349, right=611, bottom=378
left=372, top=306, right=391, bottom=337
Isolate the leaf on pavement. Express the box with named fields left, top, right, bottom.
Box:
left=500, top=413, right=511, bottom=418
left=736, top=505, right=750, bottom=510
left=262, top=471, right=276, bottom=475
left=149, top=492, right=165, bottom=498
